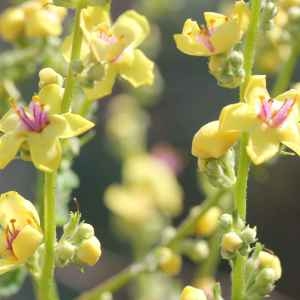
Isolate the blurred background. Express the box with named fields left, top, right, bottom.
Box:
left=0, top=0, right=299, bottom=299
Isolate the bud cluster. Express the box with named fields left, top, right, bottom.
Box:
left=55, top=212, right=102, bottom=267
left=208, top=47, right=245, bottom=89
left=261, top=0, right=278, bottom=30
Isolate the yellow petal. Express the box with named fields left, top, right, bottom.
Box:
left=0, top=110, right=20, bottom=133
left=247, top=128, right=280, bottom=165
left=244, top=75, right=270, bottom=105
left=192, top=120, right=239, bottom=159
left=76, top=236, right=101, bottom=266
left=120, top=50, right=154, bottom=87
left=174, top=19, right=212, bottom=56
left=112, top=10, right=150, bottom=48
left=84, top=65, right=117, bottom=101
left=210, top=19, right=240, bottom=54
left=27, top=115, right=66, bottom=172
left=38, top=84, right=64, bottom=114
left=204, top=12, right=227, bottom=29
left=12, top=225, right=43, bottom=263
left=232, top=0, right=251, bottom=36
left=219, top=103, right=257, bottom=132
left=80, top=6, right=111, bottom=40
left=280, top=123, right=300, bottom=156
left=0, top=191, right=40, bottom=229
left=0, top=8, right=24, bottom=42
left=59, top=113, right=95, bottom=139
left=0, top=131, right=25, bottom=170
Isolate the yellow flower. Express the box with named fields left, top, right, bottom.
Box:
left=192, top=120, right=239, bottom=159
left=0, top=191, right=43, bottom=274
left=258, top=251, right=282, bottom=281
left=0, top=74, right=94, bottom=172
left=0, top=0, right=66, bottom=42
left=220, top=75, right=300, bottom=165
left=63, top=7, right=154, bottom=101
left=174, top=1, right=250, bottom=56
left=180, top=286, right=207, bottom=300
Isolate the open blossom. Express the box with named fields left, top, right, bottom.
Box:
left=0, top=192, right=43, bottom=275
left=0, top=0, right=66, bottom=42
left=220, top=75, right=300, bottom=164
left=0, top=73, right=94, bottom=172
left=63, top=7, right=154, bottom=101
left=174, top=1, right=250, bottom=56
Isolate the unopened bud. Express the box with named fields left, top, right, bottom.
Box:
left=76, top=223, right=95, bottom=240
left=39, top=68, right=63, bottom=88
left=221, top=232, right=243, bottom=253
left=56, top=241, right=76, bottom=266
left=76, top=236, right=102, bottom=266
left=180, top=286, right=207, bottom=300
left=241, top=226, right=257, bottom=244
left=158, top=247, right=182, bottom=276
left=219, top=213, right=233, bottom=229
left=258, top=251, right=282, bottom=280
left=195, top=207, right=222, bottom=237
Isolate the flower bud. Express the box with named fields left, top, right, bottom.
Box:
left=195, top=207, right=222, bottom=237
left=39, top=68, right=63, bottom=88
left=258, top=251, right=282, bottom=280
left=180, top=286, right=207, bottom=300
left=158, top=247, right=182, bottom=276
left=56, top=241, right=76, bottom=266
left=221, top=232, right=243, bottom=253
left=182, top=240, right=209, bottom=262
left=241, top=226, right=257, bottom=244
left=256, top=268, right=276, bottom=286
left=192, top=121, right=239, bottom=160
left=219, top=213, right=233, bottom=229
left=76, top=223, right=95, bottom=240
left=76, top=236, right=102, bottom=266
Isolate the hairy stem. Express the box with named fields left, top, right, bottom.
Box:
left=232, top=1, right=261, bottom=300
left=76, top=190, right=225, bottom=300
left=61, top=3, right=84, bottom=113
left=38, top=172, right=58, bottom=300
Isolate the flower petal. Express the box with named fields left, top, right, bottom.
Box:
left=204, top=12, right=227, bottom=29
left=112, top=10, right=150, bottom=48
left=84, top=65, right=117, bottom=101
left=0, top=191, right=40, bottom=229
left=38, top=84, right=64, bottom=114
left=59, top=113, right=95, bottom=139
left=280, top=123, right=300, bottom=155
left=27, top=115, right=66, bottom=172
left=12, top=225, right=43, bottom=263
left=232, top=0, right=250, bottom=36
left=219, top=103, right=257, bottom=132
left=80, top=6, right=111, bottom=40
left=0, top=110, right=20, bottom=133
left=174, top=19, right=212, bottom=56
left=120, top=50, right=154, bottom=87
left=247, top=128, right=280, bottom=165
left=0, top=131, right=25, bottom=169
left=210, top=19, right=240, bottom=54
left=244, top=75, right=270, bottom=105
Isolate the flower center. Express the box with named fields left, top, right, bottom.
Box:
left=196, top=27, right=215, bottom=52
left=259, top=98, right=294, bottom=128
left=13, top=96, right=49, bottom=132
left=5, top=219, right=20, bottom=252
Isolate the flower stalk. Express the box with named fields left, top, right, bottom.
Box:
left=231, top=1, right=262, bottom=300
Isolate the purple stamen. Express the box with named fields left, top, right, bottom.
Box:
left=272, top=99, right=294, bottom=127
left=259, top=99, right=272, bottom=121
left=16, top=101, right=49, bottom=132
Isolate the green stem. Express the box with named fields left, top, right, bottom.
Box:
left=61, top=3, right=84, bottom=113
left=231, top=1, right=261, bottom=300
left=76, top=190, right=225, bottom=300
left=272, top=43, right=300, bottom=96
left=38, top=172, right=58, bottom=300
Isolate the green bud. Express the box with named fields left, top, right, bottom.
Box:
left=56, top=241, right=76, bottom=266
left=219, top=213, right=233, bottom=229
left=241, top=226, right=257, bottom=244
left=229, top=51, right=244, bottom=67
left=181, top=240, right=209, bottom=262
left=199, top=149, right=236, bottom=189
left=99, top=292, right=113, bottom=300
left=86, top=63, right=105, bottom=82
left=76, top=223, right=95, bottom=240
left=256, top=268, right=276, bottom=287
